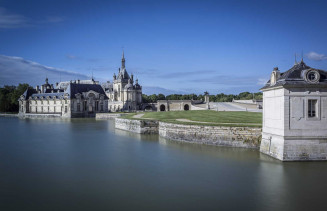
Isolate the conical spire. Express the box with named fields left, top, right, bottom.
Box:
left=121, top=49, right=125, bottom=69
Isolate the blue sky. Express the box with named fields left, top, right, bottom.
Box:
left=1, top=0, right=327, bottom=95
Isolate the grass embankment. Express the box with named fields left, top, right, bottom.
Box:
left=122, top=110, right=262, bottom=127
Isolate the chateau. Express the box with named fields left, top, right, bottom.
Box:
left=18, top=78, right=108, bottom=118
left=103, top=51, right=142, bottom=112
left=18, top=52, right=142, bottom=117
left=260, top=59, right=327, bottom=161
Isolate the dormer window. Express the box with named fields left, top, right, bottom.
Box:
left=308, top=72, right=317, bottom=81
left=305, top=70, right=320, bottom=83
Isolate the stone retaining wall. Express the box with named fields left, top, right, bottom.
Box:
left=19, top=113, right=62, bottom=118
left=96, top=113, right=128, bottom=119
left=159, top=122, right=262, bottom=148
left=0, top=113, right=18, bottom=117
left=115, top=118, right=159, bottom=134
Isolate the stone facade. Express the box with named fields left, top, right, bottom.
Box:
left=157, top=100, right=192, bottom=112
left=114, top=118, right=261, bottom=148
left=18, top=78, right=108, bottom=118
left=157, top=93, right=210, bottom=112
left=115, top=118, right=159, bottom=134
left=95, top=113, right=129, bottom=119
left=159, top=122, right=261, bottom=148
left=260, top=60, right=327, bottom=161
left=103, top=51, right=142, bottom=112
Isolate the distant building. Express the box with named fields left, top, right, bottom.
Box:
left=18, top=78, right=108, bottom=118
left=260, top=59, right=327, bottom=161
left=103, top=51, right=142, bottom=112
left=157, top=92, right=210, bottom=111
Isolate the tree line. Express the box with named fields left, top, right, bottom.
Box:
left=142, top=92, right=263, bottom=103
left=0, top=84, right=30, bottom=112
left=0, top=83, right=262, bottom=112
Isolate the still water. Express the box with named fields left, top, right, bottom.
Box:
left=0, top=117, right=327, bottom=211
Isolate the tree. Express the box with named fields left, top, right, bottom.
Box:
left=157, top=94, right=166, bottom=100
left=0, top=83, right=30, bottom=112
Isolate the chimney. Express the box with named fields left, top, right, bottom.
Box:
left=78, top=79, right=80, bottom=84
left=41, top=85, right=44, bottom=93
left=51, top=84, right=54, bottom=89
left=36, top=85, right=39, bottom=92
left=56, top=82, right=59, bottom=88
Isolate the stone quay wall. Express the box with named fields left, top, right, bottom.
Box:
left=0, top=113, right=18, bottom=117
left=18, top=113, right=62, bottom=118
left=96, top=113, right=128, bottom=120
left=115, top=118, right=159, bottom=134
left=159, top=122, right=262, bottom=148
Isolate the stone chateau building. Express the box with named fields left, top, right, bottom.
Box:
left=18, top=52, right=142, bottom=117
left=260, top=59, right=327, bottom=161
left=18, top=78, right=108, bottom=118
left=102, top=51, right=142, bottom=112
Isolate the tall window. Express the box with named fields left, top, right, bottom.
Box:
left=95, top=101, right=99, bottom=111
left=308, top=100, right=317, bottom=118
left=84, top=101, right=87, bottom=111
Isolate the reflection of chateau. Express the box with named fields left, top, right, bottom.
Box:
left=18, top=78, right=108, bottom=118
left=260, top=59, right=327, bottom=161
left=103, top=51, right=142, bottom=112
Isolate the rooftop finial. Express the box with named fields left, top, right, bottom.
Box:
left=301, top=50, right=304, bottom=63
left=122, top=47, right=124, bottom=59
left=295, top=53, right=298, bottom=65
left=121, top=48, right=126, bottom=69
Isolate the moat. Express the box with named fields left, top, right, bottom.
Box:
left=1, top=117, right=327, bottom=210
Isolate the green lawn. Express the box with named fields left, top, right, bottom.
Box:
left=122, top=110, right=262, bottom=127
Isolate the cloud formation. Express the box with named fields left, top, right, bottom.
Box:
left=142, top=86, right=187, bottom=95
left=0, top=55, right=89, bottom=86
left=306, top=51, right=327, bottom=61
left=0, top=7, right=64, bottom=29
left=66, top=54, right=100, bottom=62
left=257, top=78, right=268, bottom=85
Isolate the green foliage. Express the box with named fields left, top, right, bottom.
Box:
left=123, top=110, right=262, bottom=127
left=141, top=92, right=262, bottom=103
left=0, top=84, right=30, bottom=112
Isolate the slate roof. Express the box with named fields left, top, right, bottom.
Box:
left=22, top=88, right=37, bottom=100
left=22, top=83, right=108, bottom=100
left=261, top=61, right=327, bottom=90
left=31, top=92, right=65, bottom=99
left=67, top=83, right=108, bottom=99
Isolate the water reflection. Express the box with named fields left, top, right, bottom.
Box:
left=2, top=117, right=327, bottom=211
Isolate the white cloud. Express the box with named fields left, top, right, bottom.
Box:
left=0, top=7, right=64, bottom=29
left=306, top=51, right=327, bottom=61
left=142, top=86, right=187, bottom=95
left=0, top=7, right=28, bottom=28
left=0, top=55, right=89, bottom=86
left=257, top=78, right=268, bottom=85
